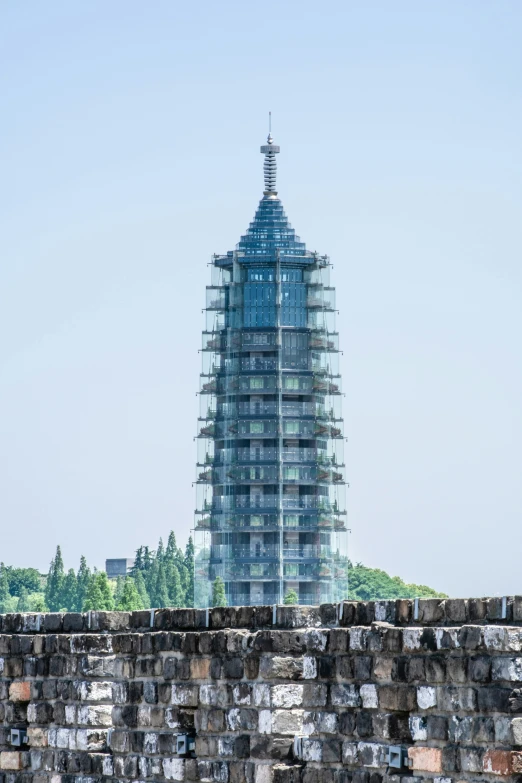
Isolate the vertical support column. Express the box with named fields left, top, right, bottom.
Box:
left=275, top=250, right=284, bottom=605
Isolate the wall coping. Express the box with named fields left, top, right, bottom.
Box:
left=0, top=596, right=521, bottom=633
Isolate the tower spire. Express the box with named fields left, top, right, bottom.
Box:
left=260, top=118, right=280, bottom=197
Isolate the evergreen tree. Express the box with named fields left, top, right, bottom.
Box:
left=17, top=586, right=31, bottom=612
left=5, top=567, right=41, bottom=596
left=142, top=546, right=153, bottom=573
left=184, top=537, right=195, bottom=607
left=0, top=563, right=10, bottom=613
left=283, top=589, right=298, bottom=605
left=45, top=546, right=65, bottom=612
left=115, top=577, right=144, bottom=611
left=76, top=556, right=91, bottom=612
left=133, top=570, right=150, bottom=609
left=166, top=561, right=183, bottom=607
left=177, top=562, right=189, bottom=596
left=61, top=568, right=78, bottom=611
left=132, top=546, right=144, bottom=575
left=156, top=538, right=165, bottom=563
left=211, top=576, right=226, bottom=607
left=165, top=531, right=177, bottom=562
left=83, top=572, right=114, bottom=611
left=28, top=593, right=47, bottom=612
left=146, top=556, right=159, bottom=606
left=114, top=576, right=125, bottom=606
left=155, top=562, right=169, bottom=608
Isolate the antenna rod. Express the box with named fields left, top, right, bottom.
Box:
left=269, top=111, right=271, bottom=134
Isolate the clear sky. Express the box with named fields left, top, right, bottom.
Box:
left=1, top=1, right=521, bottom=597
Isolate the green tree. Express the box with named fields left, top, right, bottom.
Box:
left=147, top=557, right=159, bottom=606
left=346, top=561, right=447, bottom=601
left=283, top=589, right=298, bottom=605
left=115, top=577, right=144, bottom=611
left=76, top=556, right=91, bottom=612
left=28, top=593, right=47, bottom=612
left=211, top=576, right=226, bottom=607
left=45, top=546, right=65, bottom=612
left=156, top=537, right=165, bottom=563
left=166, top=561, right=184, bottom=607
left=17, top=586, right=31, bottom=612
left=5, top=567, right=41, bottom=596
left=0, top=563, right=10, bottom=613
left=155, top=562, right=169, bottom=608
left=83, top=572, right=115, bottom=611
left=165, top=531, right=178, bottom=562
left=132, top=546, right=144, bottom=574
left=114, top=576, right=125, bottom=606
left=61, top=568, right=78, bottom=611
left=133, top=570, right=150, bottom=609
left=184, top=536, right=195, bottom=607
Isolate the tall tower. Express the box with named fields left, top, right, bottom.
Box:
left=194, top=132, right=348, bottom=608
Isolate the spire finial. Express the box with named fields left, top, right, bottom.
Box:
left=260, top=118, right=280, bottom=197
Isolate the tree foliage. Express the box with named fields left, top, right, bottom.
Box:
left=211, top=576, right=227, bottom=607
left=346, top=561, right=447, bottom=601
left=45, top=546, right=65, bottom=612
left=283, top=589, right=298, bottom=605
left=4, top=567, right=41, bottom=597
left=115, top=577, right=144, bottom=611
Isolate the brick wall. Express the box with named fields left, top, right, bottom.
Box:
left=0, top=598, right=521, bottom=782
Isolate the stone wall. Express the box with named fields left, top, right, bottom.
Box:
left=0, top=598, right=521, bottom=782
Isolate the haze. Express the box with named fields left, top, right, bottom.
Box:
left=1, top=1, right=521, bottom=597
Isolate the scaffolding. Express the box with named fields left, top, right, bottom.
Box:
left=193, top=136, right=348, bottom=608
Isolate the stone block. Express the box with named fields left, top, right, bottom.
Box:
left=492, top=657, right=522, bottom=681
left=417, top=600, right=444, bottom=624
left=303, top=710, right=338, bottom=735
left=460, top=747, right=483, bottom=772
left=190, top=657, right=211, bottom=679
left=302, top=683, right=328, bottom=707
left=360, top=685, right=378, bottom=709
left=514, top=596, right=522, bottom=622
left=271, top=684, right=303, bottom=708
left=273, top=765, right=302, bottom=783
left=408, top=747, right=442, bottom=773
left=483, top=750, right=512, bottom=776
left=9, top=682, right=31, bottom=702
left=171, top=684, right=199, bottom=707
left=396, top=599, right=412, bottom=624
left=271, top=709, right=303, bottom=735
left=374, top=657, right=393, bottom=680
left=340, top=602, right=357, bottom=626
left=331, top=684, right=361, bottom=707
left=77, top=705, right=113, bottom=727
left=513, top=752, right=522, bottom=774
left=468, top=655, right=491, bottom=682
left=438, top=686, right=476, bottom=712
left=0, top=752, right=24, bottom=770
left=409, top=716, right=427, bottom=741
left=445, top=599, right=468, bottom=623
left=378, top=685, right=416, bottom=712
left=277, top=606, right=322, bottom=629
left=27, top=728, right=48, bottom=748
left=342, top=741, right=359, bottom=765
left=512, top=717, right=522, bottom=745
left=260, top=657, right=304, bottom=680
left=478, top=686, right=511, bottom=712
left=163, top=757, right=185, bottom=780
left=468, top=599, right=488, bottom=622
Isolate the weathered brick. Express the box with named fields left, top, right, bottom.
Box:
left=408, top=747, right=442, bottom=773
left=483, top=749, right=512, bottom=776
left=9, top=682, right=31, bottom=702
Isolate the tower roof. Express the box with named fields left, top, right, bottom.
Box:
left=221, top=131, right=313, bottom=264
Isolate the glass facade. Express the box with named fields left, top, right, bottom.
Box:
left=194, top=134, right=348, bottom=607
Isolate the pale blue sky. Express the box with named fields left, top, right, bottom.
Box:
left=1, top=1, right=521, bottom=596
